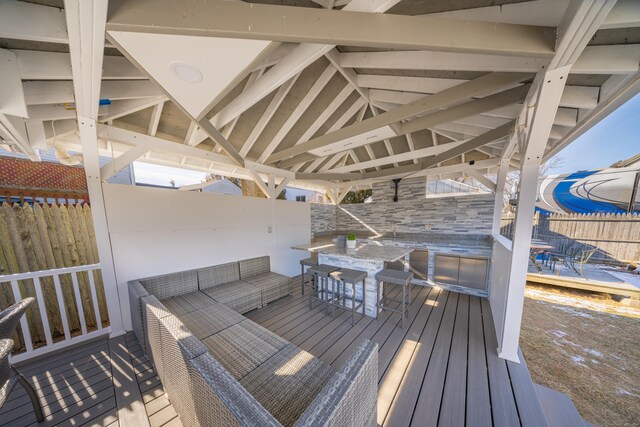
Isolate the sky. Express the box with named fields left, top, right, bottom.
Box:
left=134, top=162, right=207, bottom=187
left=133, top=93, right=640, bottom=186
left=546, top=92, right=640, bottom=175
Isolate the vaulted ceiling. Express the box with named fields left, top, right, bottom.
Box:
left=1, top=0, right=639, bottom=193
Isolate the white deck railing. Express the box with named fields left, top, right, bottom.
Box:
left=0, top=264, right=110, bottom=362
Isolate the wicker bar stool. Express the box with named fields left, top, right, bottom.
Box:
left=375, top=269, right=414, bottom=328
left=330, top=268, right=367, bottom=325
left=307, top=264, right=340, bottom=313
left=299, top=257, right=318, bottom=295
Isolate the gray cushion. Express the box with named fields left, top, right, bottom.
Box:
left=198, top=262, right=241, bottom=290
left=202, top=320, right=288, bottom=380
left=239, top=256, right=271, bottom=279
left=202, top=280, right=262, bottom=314
left=140, top=270, right=198, bottom=299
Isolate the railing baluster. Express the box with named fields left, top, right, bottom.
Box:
left=71, top=272, right=87, bottom=335
left=32, top=277, right=53, bottom=347
left=10, top=280, right=33, bottom=353
left=87, top=270, right=102, bottom=330
left=52, top=274, right=71, bottom=341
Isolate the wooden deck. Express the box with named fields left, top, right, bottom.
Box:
left=0, top=282, right=585, bottom=427
left=527, top=262, right=640, bottom=300
left=0, top=332, right=181, bottom=427
left=246, top=283, right=550, bottom=427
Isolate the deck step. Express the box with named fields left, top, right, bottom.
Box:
left=534, top=384, right=587, bottom=427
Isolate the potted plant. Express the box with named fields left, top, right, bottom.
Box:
left=346, top=233, right=357, bottom=249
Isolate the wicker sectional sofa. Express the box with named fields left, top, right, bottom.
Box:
left=128, top=256, right=378, bottom=427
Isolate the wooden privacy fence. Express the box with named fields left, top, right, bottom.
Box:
left=501, top=212, right=640, bottom=263
left=0, top=202, right=109, bottom=353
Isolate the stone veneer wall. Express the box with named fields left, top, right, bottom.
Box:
left=311, top=177, right=495, bottom=236
left=310, top=202, right=336, bottom=237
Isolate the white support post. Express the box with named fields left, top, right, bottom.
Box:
left=64, top=0, right=124, bottom=335
left=79, top=118, right=125, bottom=334
left=498, top=66, right=570, bottom=362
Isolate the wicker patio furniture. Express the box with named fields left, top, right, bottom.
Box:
left=0, top=299, right=44, bottom=422
left=128, top=256, right=379, bottom=427
left=376, top=268, right=414, bottom=328
left=330, top=268, right=367, bottom=325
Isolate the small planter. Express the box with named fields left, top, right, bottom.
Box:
left=346, top=239, right=357, bottom=249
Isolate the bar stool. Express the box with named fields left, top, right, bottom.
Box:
left=307, top=264, right=340, bottom=313
left=375, top=269, right=414, bottom=328
left=330, top=268, right=367, bottom=325
left=299, top=257, right=318, bottom=295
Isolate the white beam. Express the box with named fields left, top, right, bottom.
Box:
left=147, top=101, right=164, bottom=136
left=294, top=84, right=354, bottom=147
left=248, top=169, right=272, bottom=199
left=405, top=133, right=418, bottom=164
left=358, top=74, right=465, bottom=94
left=275, top=177, right=291, bottom=198
left=14, top=50, right=146, bottom=80
left=330, top=139, right=468, bottom=173
left=23, top=80, right=163, bottom=105
left=268, top=73, right=529, bottom=163
left=100, top=143, right=150, bottom=181
left=0, top=113, right=38, bottom=160
left=239, top=74, right=299, bottom=158
left=340, top=44, right=640, bottom=74
left=99, top=97, right=167, bottom=122
left=0, top=1, right=67, bottom=44
left=466, top=169, right=497, bottom=192
left=292, top=98, right=367, bottom=172
left=184, top=121, right=199, bottom=145
left=257, top=65, right=337, bottom=163
left=0, top=49, right=28, bottom=118
left=325, top=49, right=370, bottom=102
left=601, top=0, right=640, bottom=29
left=107, top=1, right=555, bottom=56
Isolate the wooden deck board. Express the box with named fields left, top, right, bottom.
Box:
left=0, top=333, right=181, bottom=427
left=438, top=293, right=469, bottom=427
left=466, top=295, right=492, bottom=427
left=480, top=298, right=521, bottom=427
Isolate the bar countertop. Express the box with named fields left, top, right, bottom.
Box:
left=292, top=242, right=412, bottom=262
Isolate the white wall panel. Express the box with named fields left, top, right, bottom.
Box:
left=102, top=183, right=310, bottom=328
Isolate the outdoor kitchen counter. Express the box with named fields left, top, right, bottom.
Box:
left=291, top=241, right=412, bottom=262
left=293, top=242, right=413, bottom=318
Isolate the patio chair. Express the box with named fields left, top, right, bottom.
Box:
left=0, top=298, right=44, bottom=422
left=545, top=242, right=578, bottom=272
left=569, top=247, right=599, bottom=276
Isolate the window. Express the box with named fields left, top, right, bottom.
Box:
left=295, top=195, right=306, bottom=202
left=426, top=178, right=487, bottom=198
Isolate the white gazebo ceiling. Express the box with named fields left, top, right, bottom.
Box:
left=0, top=0, right=639, bottom=192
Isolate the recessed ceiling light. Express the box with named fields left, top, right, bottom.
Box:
left=170, top=61, right=203, bottom=83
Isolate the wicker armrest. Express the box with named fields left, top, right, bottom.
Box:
left=188, top=351, right=282, bottom=427
left=294, top=340, right=378, bottom=427
left=128, top=280, right=150, bottom=355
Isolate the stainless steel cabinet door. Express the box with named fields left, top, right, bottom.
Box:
left=458, top=257, right=489, bottom=290
left=434, top=255, right=459, bottom=285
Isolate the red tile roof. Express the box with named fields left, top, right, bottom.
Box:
left=0, top=156, right=87, bottom=192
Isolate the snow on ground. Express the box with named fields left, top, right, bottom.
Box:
left=525, top=287, right=640, bottom=317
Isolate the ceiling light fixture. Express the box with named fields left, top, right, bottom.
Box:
left=170, top=61, right=203, bottom=83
